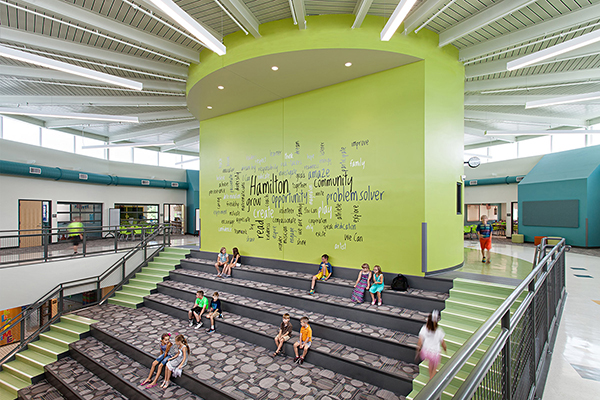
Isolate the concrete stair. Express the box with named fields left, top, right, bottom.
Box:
left=108, top=247, right=190, bottom=309
left=406, top=278, right=525, bottom=400
left=0, top=314, right=96, bottom=400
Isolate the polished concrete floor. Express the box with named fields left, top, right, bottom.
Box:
left=462, top=239, right=600, bottom=399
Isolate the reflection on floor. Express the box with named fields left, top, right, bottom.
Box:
left=455, top=239, right=600, bottom=399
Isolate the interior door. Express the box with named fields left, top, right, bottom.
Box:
left=19, top=200, right=42, bottom=248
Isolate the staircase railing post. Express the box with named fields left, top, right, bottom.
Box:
left=114, top=226, right=118, bottom=253
left=43, top=227, right=49, bottom=262
left=501, top=311, right=512, bottom=400
left=82, top=229, right=87, bottom=257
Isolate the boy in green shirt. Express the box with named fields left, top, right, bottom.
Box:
left=188, top=290, right=209, bottom=329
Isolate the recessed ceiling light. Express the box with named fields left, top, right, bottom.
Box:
left=345, top=62, right=352, bottom=67
left=217, top=85, right=224, bottom=90
left=207, top=106, right=213, bottom=109
left=271, top=66, right=279, bottom=71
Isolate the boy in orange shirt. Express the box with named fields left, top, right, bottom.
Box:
left=293, top=316, right=312, bottom=365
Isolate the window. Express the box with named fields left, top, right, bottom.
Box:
left=57, top=202, right=103, bottom=238
left=3, top=116, right=40, bottom=146
left=456, top=182, right=462, bottom=215
left=518, top=136, right=551, bottom=158
left=134, top=148, right=158, bottom=166
left=467, top=205, right=480, bottom=222
left=552, top=134, right=586, bottom=153
left=109, top=147, right=133, bottom=163
left=115, top=204, right=159, bottom=225
left=488, top=142, right=518, bottom=162
left=181, top=155, right=199, bottom=170
left=75, top=136, right=106, bottom=159
left=159, top=152, right=181, bottom=168
left=588, top=134, right=600, bottom=146
left=42, top=129, right=74, bottom=152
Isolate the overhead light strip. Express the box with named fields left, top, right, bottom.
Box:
left=480, top=80, right=600, bottom=94
left=288, top=0, right=298, bottom=25
left=507, top=29, right=600, bottom=71
left=148, top=0, right=226, bottom=55
left=0, top=108, right=139, bottom=123
left=0, top=45, right=143, bottom=90
left=381, top=0, right=418, bottom=41
left=413, top=0, right=458, bottom=34
left=83, top=141, right=174, bottom=149
left=485, top=130, right=600, bottom=136
left=0, top=0, right=189, bottom=66
left=525, top=91, right=600, bottom=109
left=212, top=0, right=249, bottom=35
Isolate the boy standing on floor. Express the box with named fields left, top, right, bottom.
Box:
left=188, top=290, right=209, bottom=329
left=293, top=316, right=312, bottom=365
left=309, top=254, right=332, bottom=295
left=476, top=215, right=492, bottom=264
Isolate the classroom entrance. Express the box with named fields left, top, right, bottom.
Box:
left=19, top=199, right=51, bottom=248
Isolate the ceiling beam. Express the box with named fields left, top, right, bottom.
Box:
left=464, top=95, right=554, bottom=106
left=464, top=109, right=587, bottom=127
left=352, top=0, right=374, bottom=29
left=465, top=125, right=515, bottom=142
left=218, top=0, right=261, bottom=38
left=464, top=69, right=600, bottom=92
left=160, top=133, right=199, bottom=151
left=459, top=3, right=600, bottom=61
left=403, top=0, right=446, bottom=34
left=17, top=0, right=199, bottom=64
left=0, top=65, right=185, bottom=92
left=465, top=42, right=600, bottom=78
left=44, top=119, right=126, bottom=128
left=291, top=0, right=307, bottom=30
left=128, top=110, right=194, bottom=122
left=109, top=120, right=199, bottom=142
left=439, top=0, right=537, bottom=47
left=587, top=116, right=600, bottom=126
left=0, top=96, right=187, bottom=107
left=0, top=27, right=188, bottom=78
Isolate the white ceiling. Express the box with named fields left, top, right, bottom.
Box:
left=1, top=0, right=599, bottom=156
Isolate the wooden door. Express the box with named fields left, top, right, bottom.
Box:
left=19, top=200, right=42, bottom=248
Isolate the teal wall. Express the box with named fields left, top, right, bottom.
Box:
left=186, top=170, right=200, bottom=234
left=587, top=165, right=600, bottom=246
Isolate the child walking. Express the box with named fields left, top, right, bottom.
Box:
left=416, top=310, right=447, bottom=380
left=476, top=215, right=492, bottom=264
left=309, top=254, right=332, bottom=295
left=141, top=333, right=172, bottom=387
left=162, top=334, right=190, bottom=388
left=215, top=247, right=229, bottom=276
left=351, top=263, right=371, bottom=303
left=273, top=313, right=293, bottom=357
left=188, top=290, right=209, bottom=329
left=221, top=247, right=241, bottom=278
left=293, top=316, right=312, bottom=365
left=206, top=292, right=222, bottom=333
left=369, top=265, right=384, bottom=306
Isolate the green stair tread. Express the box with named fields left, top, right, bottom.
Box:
left=2, top=360, right=43, bottom=379
left=39, top=331, right=75, bottom=345
left=0, top=387, right=15, bottom=400
left=146, top=262, right=175, bottom=269
left=121, top=287, right=151, bottom=296
left=134, top=273, right=164, bottom=282
left=108, top=298, right=139, bottom=309
left=141, top=268, right=169, bottom=276
left=52, top=321, right=89, bottom=335
left=61, top=314, right=98, bottom=325
left=128, top=279, right=157, bottom=289
left=28, top=340, right=68, bottom=355
left=0, top=371, right=29, bottom=392
left=16, top=350, right=55, bottom=366
left=113, top=293, right=144, bottom=303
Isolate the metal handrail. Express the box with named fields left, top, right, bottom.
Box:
left=413, top=238, right=567, bottom=400
left=0, top=224, right=171, bottom=365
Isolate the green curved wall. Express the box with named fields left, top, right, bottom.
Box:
left=189, top=15, right=465, bottom=275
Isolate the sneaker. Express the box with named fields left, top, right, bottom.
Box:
left=218, top=314, right=223, bottom=319
left=299, top=357, right=304, bottom=365
left=294, top=357, right=300, bottom=363
left=309, top=289, right=315, bottom=295
left=378, top=301, right=382, bottom=306
left=486, top=259, right=491, bottom=264
left=194, top=322, right=203, bottom=329
left=278, top=352, right=285, bottom=357
left=188, top=320, right=194, bottom=327
left=207, top=328, right=215, bottom=333
left=371, top=300, right=375, bottom=305
left=482, top=257, right=486, bottom=263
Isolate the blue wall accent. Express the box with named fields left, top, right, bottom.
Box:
left=186, top=170, right=200, bottom=234
left=518, top=145, right=600, bottom=247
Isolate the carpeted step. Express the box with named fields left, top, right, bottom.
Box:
left=145, top=291, right=418, bottom=395
left=73, top=304, right=406, bottom=400
left=17, top=379, right=65, bottom=400
left=169, top=268, right=428, bottom=335
left=154, top=279, right=419, bottom=363
left=44, top=357, right=128, bottom=400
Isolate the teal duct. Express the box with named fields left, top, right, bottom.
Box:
left=465, top=176, right=525, bottom=187
left=0, top=160, right=189, bottom=189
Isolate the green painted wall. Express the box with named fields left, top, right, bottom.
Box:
left=191, top=15, right=464, bottom=275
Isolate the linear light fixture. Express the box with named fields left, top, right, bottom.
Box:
left=0, top=45, right=143, bottom=90
left=526, top=91, right=600, bottom=109
left=485, top=130, right=600, bottom=136
left=148, top=0, right=226, bottom=55
left=481, top=80, right=600, bottom=94
left=0, top=108, right=139, bottom=123
left=175, top=157, right=199, bottom=165
left=82, top=141, right=174, bottom=149
left=507, top=29, right=600, bottom=71
left=381, top=0, right=418, bottom=41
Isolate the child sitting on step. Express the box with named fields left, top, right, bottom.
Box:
left=369, top=265, right=384, bottom=306
left=293, top=316, right=312, bottom=365
left=221, top=247, right=241, bottom=278
left=141, top=333, right=172, bottom=387
left=351, top=263, right=371, bottom=303
left=206, top=292, right=222, bottom=333
left=309, top=254, right=332, bottom=295
left=162, top=334, right=190, bottom=388
left=215, top=247, right=229, bottom=276
left=416, top=310, right=447, bottom=381
left=273, top=313, right=293, bottom=357
left=188, top=290, right=209, bottom=329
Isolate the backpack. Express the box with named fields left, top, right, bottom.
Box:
left=391, top=274, right=409, bottom=291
